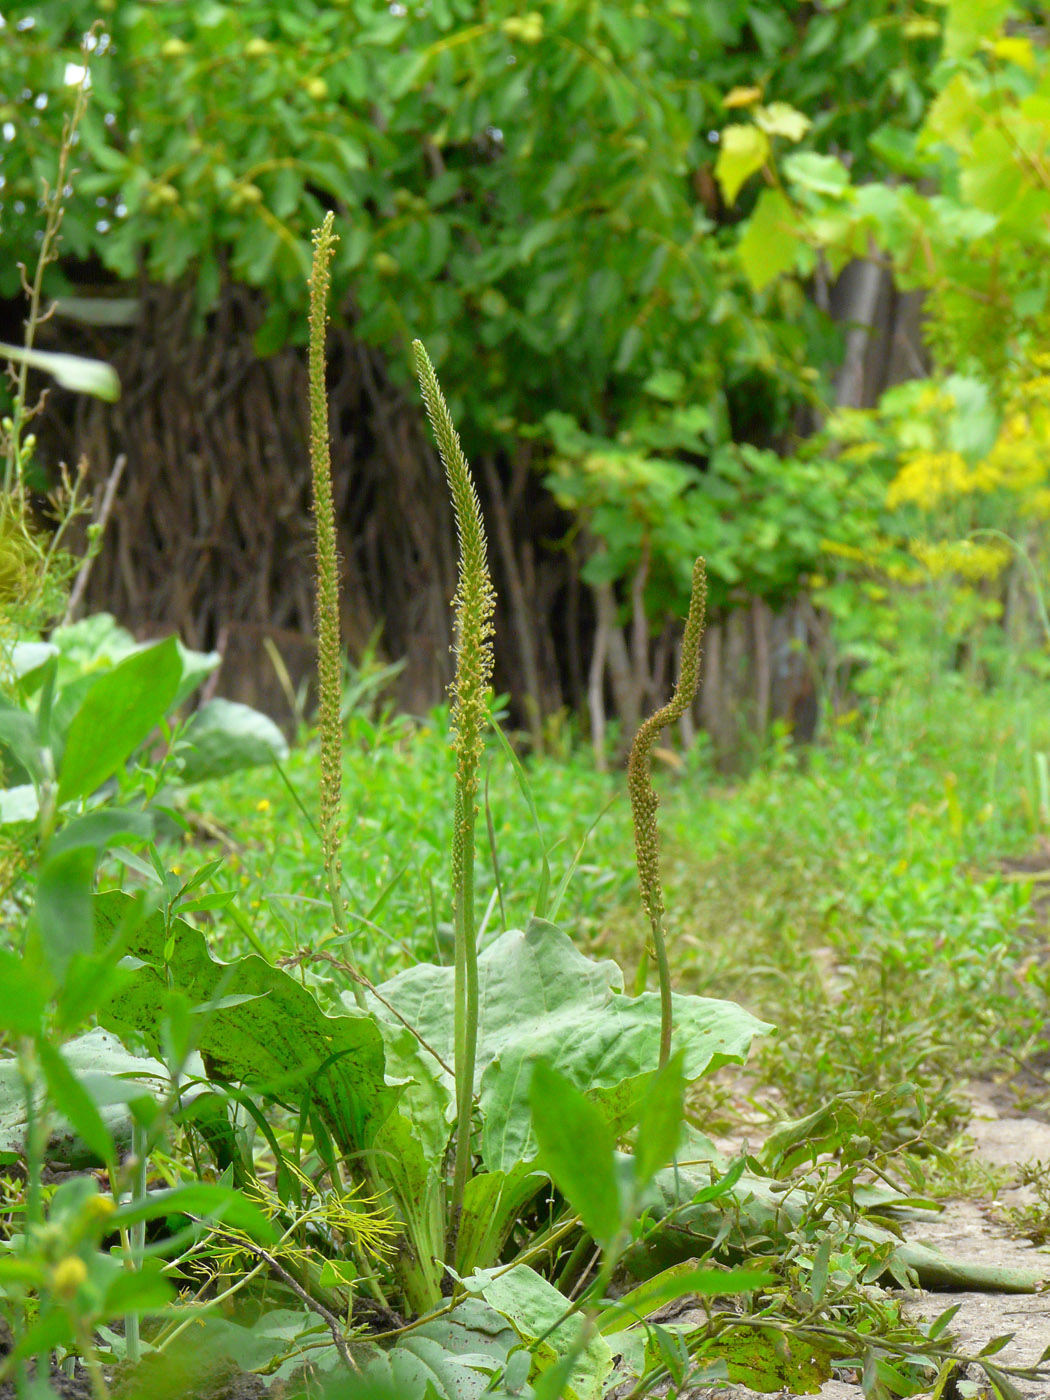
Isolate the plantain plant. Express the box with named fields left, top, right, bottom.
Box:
left=627, top=557, right=707, bottom=1067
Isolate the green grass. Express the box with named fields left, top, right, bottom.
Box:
left=170, top=702, right=634, bottom=976
left=630, top=671, right=1050, bottom=1144
left=171, top=664, right=1050, bottom=1157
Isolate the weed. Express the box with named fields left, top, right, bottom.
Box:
left=999, top=1159, right=1050, bottom=1245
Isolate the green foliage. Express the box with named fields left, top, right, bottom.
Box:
left=94, top=891, right=398, bottom=1155
left=678, top=0, right=1050, bottom=695
left=370, top=916, right=766, bottom=1175
left=3, top=0, right=932, bottom=410
left=637, top=679, right=1050, bottom=1127
left=1, top=0, right=945, bottom=639
left=544, top=409, right=889, bottom=616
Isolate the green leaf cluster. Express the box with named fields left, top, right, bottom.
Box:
left=0, top=0, right=942, bottom=629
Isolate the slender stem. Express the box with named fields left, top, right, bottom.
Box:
left=650, top=910, right=673, bottom=1070
left=450, top=783, right=479, bottom=1245
left=123, top=1119, right=147, bottom=1364
left=5, top=40, right=93, bottom=495
left=17, top=1041, right=45, bottom=1400
left=224, top=1238, right=361, bottom=1375
left=63, top=453, right=127, bottom=623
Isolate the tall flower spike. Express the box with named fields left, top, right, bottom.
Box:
left=309, top=214, right=365, bottom=1007
left=627, top=557, right=707, bottom=1067
left=412, top=339, right=495, bottom=1254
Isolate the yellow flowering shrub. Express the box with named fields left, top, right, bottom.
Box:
left=815, top=360, right=1050, bottom=690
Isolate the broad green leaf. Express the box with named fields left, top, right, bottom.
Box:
left=532, top=1348, right=583, bottom=1400
left=519, top=219, right=560, bottom=263
left=783, top=151, right=851, bottom=197
left=170, top=1310, right=315, bottom=1376
left=943, top=0, right=1012, bottom=58
left=368, top=1018, right=453, bottom=1310
left=409, top=1296, right=520, bottom=1374
left=642, top=368, right=686, bottom=402
left=8, top=641, right=57, bottom=680
left=37, top=1039, right=116, bottom=1168
left=714, top=124, right=770, bottom=206
left=457, top=1162, right=545, bottom=1273
left=868, top=125, right=931, bottom=179
left=738, top=189, right=799, bottom=292
left=50, top=613, right=138, bottom=674
left=943, top=373, right=1000, bottom=462
left=923, top=72, right=978, bottom=147
left=530, top=1060, right=621, bottom=1247
left=361, top=1332, right=505, bottom=1400
left=101, top=1258, right=175, bottom=1314
left=0, top=341, right=120, bottom=401
left=370, top=918, right=770, bottom=1173
left=36, top=845, right=97, bottom=977
left=50, top=808, right=153, bottom=857
left=961, top=126, right=1026, bottom=220
left=355, top=1299, right=520, bottom=1399
left=95, top=891, right=398, bottom=1157
left=631, top=1051, right=685, bottom=1190
left=463, top=1263, right=613, bottom=1400
left=0, top=701, right=43, bottom=780
left=172, top=640, right=222, bottom=707
left=0, top=1027, right=193, bottom=1164
left=371, top=1111, right=446, bottom=1314
left=58, top=636, right=182, bottom=803
left=715, top=1324, right=833, bottom=1392
left=0, top=1257, right=45, bottom=1286
left=178, top=698, right=289, bottom=783
left=0, top=950, right=47, bottom=1036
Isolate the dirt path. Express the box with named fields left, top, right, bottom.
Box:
left=685, top=1084, right=1050, bottom=1399
left=896, top=1089, right=1050, bottom=1399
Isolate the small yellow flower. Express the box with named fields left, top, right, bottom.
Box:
left=84, top=1195, right=116, bottom=1225
left=51, top=1256, right=87, bottom=1297
left=256, top=799, right=271, bottom=813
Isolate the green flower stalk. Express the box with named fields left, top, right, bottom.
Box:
left=627, top=557, right=707, bottom=1068
left=412, top=339, right=496, bottom=1250
left=309, top=214, right=366, bottom=1007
